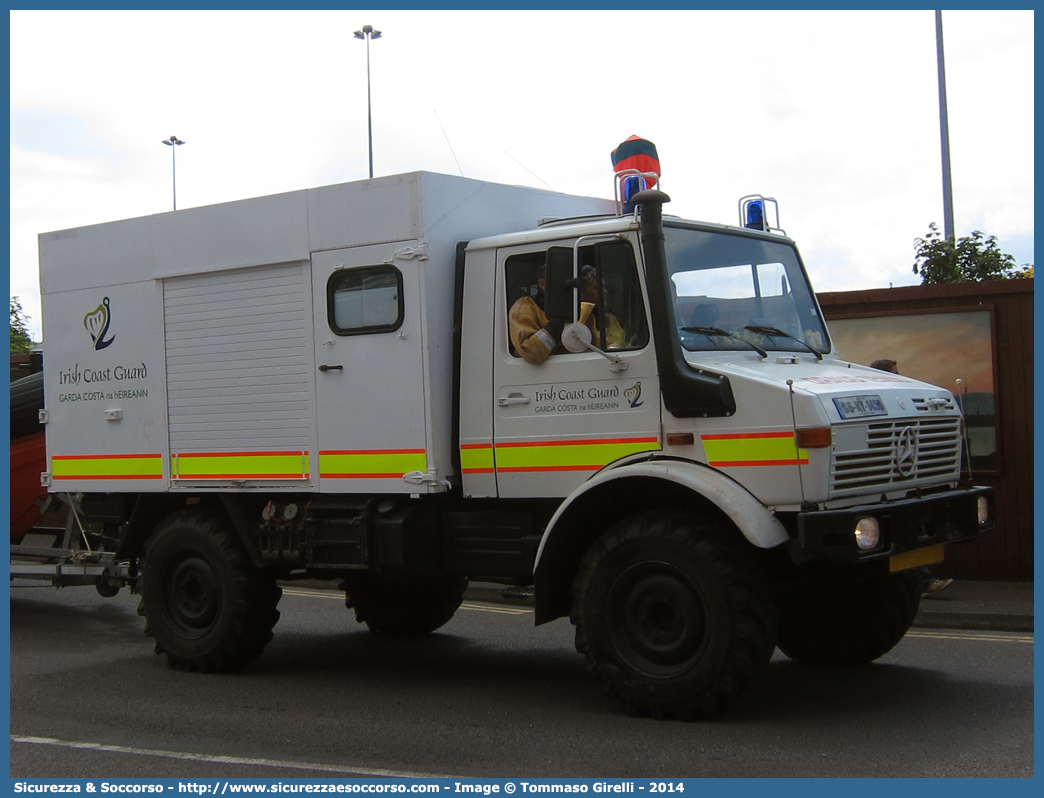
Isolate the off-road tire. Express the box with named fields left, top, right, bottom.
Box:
left=343, top=573, right=468, bottom=636
left=138, top=511, right=281, bottom=672
left=571, top=511, right=777, bottom=720
left=776, top=568, right=921, bottom=667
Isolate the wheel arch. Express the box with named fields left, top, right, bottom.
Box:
left=113, top=494, right=264, bottom=569
left=533, top=460, right=790, bottom=624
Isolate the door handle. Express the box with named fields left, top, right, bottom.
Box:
left=318, top=364, right=344, bottom=372
left=498, top=393, right=531, bottom=407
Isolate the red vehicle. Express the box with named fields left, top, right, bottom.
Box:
left=10, top=371, right=47, bottom=541
left=10, top=368, right=129, bottom=593
left=11, top=433, right=47, bottom=541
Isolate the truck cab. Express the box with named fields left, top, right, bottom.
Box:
left=459, top=189, right=992, bottom=716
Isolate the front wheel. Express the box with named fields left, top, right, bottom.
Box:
left=138, top=511, right=281, bottom=672
left=571, top=511, right=777, bottom=720
left=776, top=568, right=921, bottom=667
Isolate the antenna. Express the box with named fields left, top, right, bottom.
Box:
left=786, top=379, right=807, bottom=505
left=956, top=378, right=975, bottom=483
left=433, top=109, right=464, bottom=177
left=504, top=151, right=553, bottom=190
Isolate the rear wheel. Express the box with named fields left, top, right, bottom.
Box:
left=343, top=573, right=468, bottom=636
left=571, top=511, right=777, bottom=720
left=776, top=568, right=921, bottom=667
left=138, top=511, right=281, bottom=672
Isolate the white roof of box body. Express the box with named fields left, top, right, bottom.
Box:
left=39, top=171, right=616, bottom=294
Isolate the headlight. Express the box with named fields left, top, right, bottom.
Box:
left=854, top=517, right=880, bottom=550
left=977, top=496, right=990, bottom=525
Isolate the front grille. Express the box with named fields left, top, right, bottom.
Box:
left=912, top=396, right=957, bottom=412
left=831, top=417, right=962, bottom=496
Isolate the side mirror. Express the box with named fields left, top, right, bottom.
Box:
left=561, top=320, right=629, bottom=372
left=544, top=246, right=575, bottom=323
left=561, top=322, right=593, bottom=353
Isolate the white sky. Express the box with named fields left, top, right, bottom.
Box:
left=9, top=8, right=1035, bottom=341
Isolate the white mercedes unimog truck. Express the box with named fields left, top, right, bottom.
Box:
left=36, top=170, right=993, bottom=718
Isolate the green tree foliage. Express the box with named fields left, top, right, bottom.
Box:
left=10, top=296, right=34, bottom=353
left=913, top=223, right=1033, bottom=284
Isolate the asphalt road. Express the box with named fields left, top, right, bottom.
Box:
left=9, top=582, right=1034, bottom=778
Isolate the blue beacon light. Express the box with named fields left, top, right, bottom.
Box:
left=738, top=195, right=782, bottom=234
left=622, top=175, right=644, bottom=213
left=745, top=200, right=765, bottom=230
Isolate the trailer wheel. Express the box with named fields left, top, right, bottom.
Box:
left=776, top=568, right=920, bottom=667
left=95, top=577, right=121, bottom=598
left=343, top=573, right=468, bottom=636
left=571, top=511, right=777, bottom=720
left=138, top=511, right=281, bottom=672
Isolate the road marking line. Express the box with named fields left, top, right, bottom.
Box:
left=460, top=602, right=531, bottom=615
left=281, top=587, right=344, bottom=599
left=907, top=630, right=1033, bottom=643
left=10, top=735, right=454, bottom=779
left=281, top=587, right=532, bottom=614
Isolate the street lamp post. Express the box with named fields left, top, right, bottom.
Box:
left=935, top=11, right=955, bottom=242
left=161, top=135, right=185, bottom=210
left=353, top=24, right=381, bottom=179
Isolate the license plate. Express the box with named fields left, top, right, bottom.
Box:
left=889, top=543, right=946, bottom=573
left=834, top=394, right=887, bottom=419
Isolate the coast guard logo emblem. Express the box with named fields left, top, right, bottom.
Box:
left=84, top=297, right=116, bottom=351
left=624, top=381, right=643, bottom=409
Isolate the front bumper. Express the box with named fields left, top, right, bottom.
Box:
left=793, top=486, right=994, bottom=566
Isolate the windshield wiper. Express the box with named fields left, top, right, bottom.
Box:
left=681, top=326, right=768, bottom=359
left=744, top=325, right=823, bottom=360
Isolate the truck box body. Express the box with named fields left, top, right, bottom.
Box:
left=39, top=172, right=614, bottom=495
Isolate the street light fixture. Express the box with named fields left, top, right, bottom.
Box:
left=353, top=24, right=382, bottom=179
left=161, top=135, right=185, bottom=210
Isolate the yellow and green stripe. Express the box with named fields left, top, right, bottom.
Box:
left=51, top=453, right=164, bottom=481
left=173, top=451, right=309, bottom=480
left=701, top=431, right=807, bottom=467
left=320, top=448, right=427, bottom=479
left=460, top=443, right=495, bottom=474
left=493, top=436, right=660, bottom=473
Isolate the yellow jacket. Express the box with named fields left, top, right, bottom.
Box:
left=509, top=297, right=600, bottom=364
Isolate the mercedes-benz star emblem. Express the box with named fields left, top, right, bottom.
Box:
left=896, top=426, right=917, bottom=478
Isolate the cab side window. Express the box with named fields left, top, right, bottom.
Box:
left=580, top=240, right=649, bottom=352
left=505, top=251, right=550, bottom=359
left=327, top=265, right=403, bottom=335
left=503, top=241, right=648, bottom=358
left=505, top=252, right=546, bottom=321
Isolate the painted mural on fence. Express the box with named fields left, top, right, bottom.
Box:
left=829, top=309, right=996, bottom=471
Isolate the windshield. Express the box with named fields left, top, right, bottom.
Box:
left=664, top=225, right=830, bottom=356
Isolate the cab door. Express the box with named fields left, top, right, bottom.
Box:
left=492, top=236, right=662, bottom=499
left=312, top=242, right=429, bottom=494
